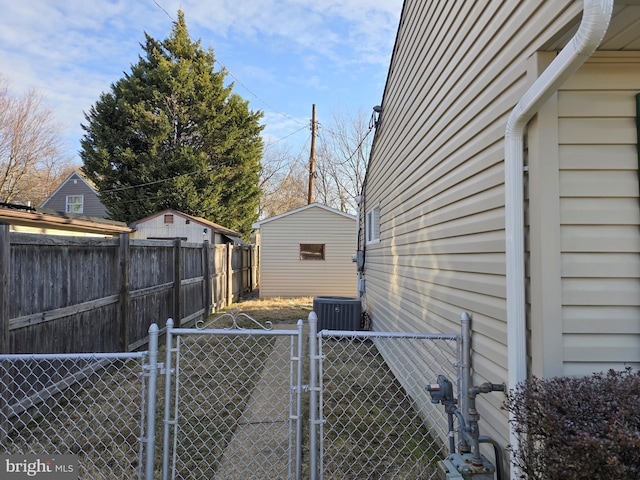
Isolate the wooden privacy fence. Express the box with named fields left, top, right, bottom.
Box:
left=0, top=226, right=257, bottom=354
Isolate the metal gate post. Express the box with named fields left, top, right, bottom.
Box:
left=162, top=318, right=175, bottom=480
left=144, top=323, right=159, bottom=480
left=308, top=311, right=319, bottom=480
left=295, top=319, right=304, bottom=480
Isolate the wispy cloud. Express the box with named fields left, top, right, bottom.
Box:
left=0, top=0, right=402, bottom=161
left=173, top=0, right=401, bottom=66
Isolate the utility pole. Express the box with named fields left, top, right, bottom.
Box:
left=308, top=104, right=317, bottom=204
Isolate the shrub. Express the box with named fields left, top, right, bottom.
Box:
left=505, top=368, right=640, bottom=480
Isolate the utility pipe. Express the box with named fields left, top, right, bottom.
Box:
left=504, top=0, right=613, bottom=477
left=460, top=312, right=471, bottom=438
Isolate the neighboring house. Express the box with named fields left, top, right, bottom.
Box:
left=360, top=0, right=640, bottom=471
left=0, top=203, right=131, bottom=237
left=40, top=171, right=108, bottom=218
left=252, top=203, right=357, bottom=298
left=129, top=209, right=245, bottom=245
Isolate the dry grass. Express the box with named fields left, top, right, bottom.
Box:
left=206, top=296, right=314, bottom=326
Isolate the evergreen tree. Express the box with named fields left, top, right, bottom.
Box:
left=80, top=11, right=263, bottom=238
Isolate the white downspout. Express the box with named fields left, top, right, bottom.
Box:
left=504, top=0, right=613, bottom=476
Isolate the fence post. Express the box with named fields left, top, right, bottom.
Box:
left=295, top=319, right=304, bottom=480
left=226, top=243, right=233, bottom=306
left=248, top=246, right=253, bottom=292
left=162, top=318, right=174, bottom=480
left=202, top=240, right=211, bottom=317
left=0, top=223, right=9, bottom=355
left=119, top=233, right=130, bottom=351
left=254, top=245, right=259, bottom=291
left=237, top=245, right=243, bottom=299
left=308, top=311, right=319, bottom=480
left=212, top=245, right=219, bottom=311
left=0, top=224, right=8, bottom=445
left=145, top=323, right=159, bottom=480
left=173, top=239, right=181, bottom=328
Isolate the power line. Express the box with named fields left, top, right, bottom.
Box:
left=97, top=152, right=244, bottom=194
left=263, top=125, right=309, bottom=151
left=98, top=169, right=204, bottom=194
left=317, top=123, right=375, bottom=168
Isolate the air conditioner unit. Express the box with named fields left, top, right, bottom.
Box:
left=313, top=296, right=362, bottom=331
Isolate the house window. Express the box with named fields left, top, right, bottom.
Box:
left=66, top=195, right=83, bottom=214
left=300, top=244, right=325, bottom=261
left=366, top=205, right=380, bottom=243
left=164, top=214, right=174, bottom=224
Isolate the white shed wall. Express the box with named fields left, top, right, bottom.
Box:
left=131, top=213, right=227, bottom=244
left=258, top=206, right=357, bottom=298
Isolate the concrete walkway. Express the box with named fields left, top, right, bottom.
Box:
left=214, top=324, right=300, bottom=479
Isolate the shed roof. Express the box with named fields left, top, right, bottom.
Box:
left=252, top=203, right=355, bottom=228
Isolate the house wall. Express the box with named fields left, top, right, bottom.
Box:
left=258, top=206, right=357, bottom=298
left=41, top=173, right=108, bottom=218
left=361, top=0, right=582, bottom=451
left=9, top=225, right=113, bottom=238
left=529, top=52, right=640, bottom=378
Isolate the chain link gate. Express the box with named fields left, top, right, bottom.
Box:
left=161, top=316, right=305, bottom=480
left=160, top=313, right=461, bottom=480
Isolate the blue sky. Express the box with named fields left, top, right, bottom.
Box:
left=0, top=0, right=402, bottom=164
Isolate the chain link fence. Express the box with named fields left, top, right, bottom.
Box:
left=1, top=317, right=462, bottom=480
left=0, top=352, right=150, bottom=480
left=315, top=331, right=460, bottom=480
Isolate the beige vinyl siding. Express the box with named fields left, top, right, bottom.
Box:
left=257, top=206, right=356, bottom=298
left=556, top=53, right=640, bottom=375
left=363, top=0, right=580, bottom=450
left=529, top=52, right=640, bottom=378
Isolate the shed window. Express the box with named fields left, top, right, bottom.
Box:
left=164, top=214, right=174, bottom=224
left=66, top=195, right=83, bottom=214
left=300, top=244, right=325, bottom=261
left=366, top=205, right=380, bottom=243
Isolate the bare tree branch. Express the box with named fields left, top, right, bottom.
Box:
left=259, top=143, right=308, bottom=218
left=314, top=108, right=373, bottom=214
left=0, top=76, right=72, bottom=206
left=258, top=108, right=373, bottom=218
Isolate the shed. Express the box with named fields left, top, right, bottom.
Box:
left=252, top=203, right=357, bottom=298
left=130, top=209, right=245, bottom=245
